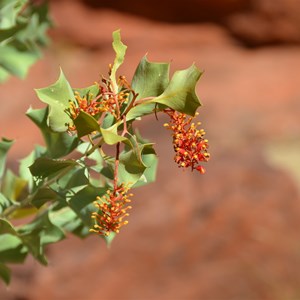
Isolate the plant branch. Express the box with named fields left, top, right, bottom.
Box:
left=1, top=165, right=75, bottom=219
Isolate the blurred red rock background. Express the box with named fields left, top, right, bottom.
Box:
left=1, top=0, right=300, bottom=299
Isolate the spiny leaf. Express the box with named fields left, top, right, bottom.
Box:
left=132, top=55, right=170, bottom=100
left=35, top=69, right=75, bottom=132
left=26, top=107, right=78, bottom=158
left=150, top=64, right=203, bottom=116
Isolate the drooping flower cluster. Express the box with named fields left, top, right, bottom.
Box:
left=90, top=184, right=133, bottom=236
left=164, top=109, right=210, bottom=173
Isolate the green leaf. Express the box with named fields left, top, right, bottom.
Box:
left=118, top=141, right=156, bottom=187
left=150, top=64, right=203, bottom=116
left=17, top=211, right=65, bottom=265
left=26, top=107, right=79, bottom=158
left=132, top=56, right=170, bottom=100
left=0, top=234, right=27, bottom=264
left=50, top=207, right=83, bottom=235
left=110, top=29, right=127, bottom=88
left=100, top=122, right=128, bottom=145
left=0, top=0, right=26, bottom=29
left=29, top=157, right=77, bottom=178
left=126, top=55, right=170, bottom=120
left=0, top=193, right=13, bottom=214
left=35, top=69, right=75, bottom=132
left=0, top=137, right=14, bottom=179
left=133, top=145, right=158, bottom=188
left=73, top=110, right=100, bottom=138
left=0, top=45, right=37, bottom=78
left=0, top=218, right=18, bottom=235
left=31, top=187, right=58, bottom=208
left=0, top=262, right=10, bottom=285
left=19, top=144, right=46, bottom=192
left=68, top=185, right=107, bottom=228
left=1, top=169, right=27, bottom=202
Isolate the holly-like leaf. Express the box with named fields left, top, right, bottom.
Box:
left=26, top=107, right=78, bottom=158
left=35, top=69, right=75, bottom=132
left=126, top=56, right=169, bottom=121
left=132, top=56, right=170, bottom=100
left=118, top=142, right=156, bottom=187
left=73, top=111, right=100, bottom=138
left=29, top=157, right=77, bottom=178
left=0, top=137, right=14, bottom=179
left=151, top=64, right=203, bottom=116
left=133, top=145, right=158, bottom=188
left=100, top=122, right=128, bottom=145
left=110, top=29, right=127, bottom=88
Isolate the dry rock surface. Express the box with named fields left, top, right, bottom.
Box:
left=1, top=1, right=300, bottom=299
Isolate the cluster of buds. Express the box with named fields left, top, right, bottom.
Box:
left=163, top=109, right=210, bottom=173
left=90, top=184, right=133, bottom=236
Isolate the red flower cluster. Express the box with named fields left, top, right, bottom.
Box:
left=90, top=184, right=133, bottom=236
left=164, top=109, right=210, bottom=173
left=66, top=74, right=131, bottom=132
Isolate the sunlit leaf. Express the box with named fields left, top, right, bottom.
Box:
left=0, top=234, right=27, bottom=264
left=132, top=55, right=170, bottom=100
left=150, top=64, right=203, bottom=116
left=100, top=122, right=128, bottom=145
left=110, top=29, right=127, bottom=88
left=26, top=107, right=78, bottom=158
left=35, top=69, right=75, bottom=132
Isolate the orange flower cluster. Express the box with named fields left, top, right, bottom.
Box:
left=67, top=74, right=131, bottom=132
left=90, top=185, right=133, bottom=236
left=69, top=91, right=102, bottom=118
left=164, top=109, right=210, bottom=173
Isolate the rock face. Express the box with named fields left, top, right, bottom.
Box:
left=82, top=0, right=251, bottom=23
left=83, top=0, right=300, bottom=46
left=1, top=0, right=300, bottom=299
left=228, top=0, right=300, bottom=45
